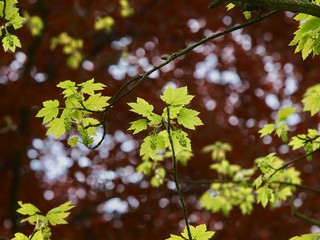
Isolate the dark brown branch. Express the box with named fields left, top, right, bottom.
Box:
left=210, top=0, right=320, bottom=18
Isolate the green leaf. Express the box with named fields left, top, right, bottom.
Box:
left=20, top=214, right=46, bottom=224
left=78, top=78, right=106, bottom=95
left=57, top=80, right=78, bottom=98
left=94, top=16, right=115, bottom=32
left=128, top=119, right=148, bottom=134
left=11, top=233, right=29, bottom=240
left=31, top=230, right=44, bottom=240
left=302, top=84, right=320, bottom=116
left=289, top=16, right=320, bottom=59
left=259, top=124, right=275, bottom=137
left=36, top=100, right=60, bottom=124
left=256, top=186, right=274, bottom=208
left=136, top=161, right=153, bottom=175
left=150, top=167, right=166, bottom=187
left=226, top=3, right=235, bottom=10
left=290, top=233, right=320, bottom=240
left=83, top=93, right=110, bottom=111
left=2, top=33, right=21, bottom=52
left=177, top=108, right=203, bottom=130
left=160, top=86, right=194, bottom=106
left=140, top=135, right=165, bottom=159
left=82, top=117, right=100, bottom=135
left=289, top=136, right=306, bottom=150
left=46, top=118, right=66, bottom=139
left=128, top=98, right=154, bottom=117
left=166, top=235, right=184, bottom=240
left=68, top=137, right=79, bottom=147
left=182, top=224, right=215, bottom=240
left=277, top=106, right=296, bottom=123
left=17, top=201, right=41, bottom=216
left=46, top=201, right=74, bottom=226
left=167, top=224, right=215, bottom=240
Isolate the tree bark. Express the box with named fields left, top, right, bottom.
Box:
left=211, top=0, right=320, bottom=18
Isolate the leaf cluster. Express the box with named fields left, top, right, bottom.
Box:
left=166, top=224, right=215, bottom=240
left=12, top=201, right=74, bottom=240
left=50, top=32, right=83, bottom=69
left=36, top=78, right=110, bottom=147
left=0, top=0, right=25, bottom=52
left=128, top=86, right=203, bottom=187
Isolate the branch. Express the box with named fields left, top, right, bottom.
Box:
left=185, top=178, right=320, bottom=194
left=210, top=0, right=320, bottom=19
left=166, top=106, right=192, bottom=240
left=290, top=196, right=320, bottom=226
left=108, top=10, right=279, bottom=107
left=269, top=149, right=320, bottom=179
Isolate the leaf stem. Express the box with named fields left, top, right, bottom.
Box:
left=166, top=106, right=192, bottom=240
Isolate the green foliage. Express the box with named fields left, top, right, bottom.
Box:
left=289, top=14, right=320, bottom=59
left=0, top=0, right=25, bottom=52
left=23, top=12, right=44, bottom=36
left=302, top=84, right=320, bottom=116
left=12, top=201, right=74, bottom=240
left=200, top=142, right=301, bottom=215
left=50, top=33, right=83, bottom=69
left=290, top=233, right=320, bottom=240
left=36, top=78, right=110, bottom=147
left=202, top=141, right=231, bottom=161
left=259, top=106, right=296, bottom=141
left=119, top=0, right=135, bottom=17
left=94, top=16, right=115, bottom=33
left=166, top=224, right=215, bottom=240
left=128, top=86, right=203, bottom=187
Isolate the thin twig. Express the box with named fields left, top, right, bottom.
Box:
left=166, top=106, right=192, bottom=240
left=269, top=149, right=320, bottom=179
left=108, top=10, right=280, bottom=107
left=290, top=196, right=320, bottom=226
left=91, top=11, right=280, bottom=149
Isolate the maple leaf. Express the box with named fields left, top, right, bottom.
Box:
left=160, top=86, right=194, bottom=106
left=36, top=100, right=60, bottom=123
left=177, top=108, right=203, bottom=130
left=78, top=78, right=106, bottom=95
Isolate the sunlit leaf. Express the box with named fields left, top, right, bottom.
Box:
left=36, top=100, right=60, bottom=123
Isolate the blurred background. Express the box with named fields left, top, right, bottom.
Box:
left=1, top=0, right=320, bottom=239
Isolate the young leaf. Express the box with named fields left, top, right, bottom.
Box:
left=46, top=201, right=74, bottom=226
left=57, top=80, right=78, bottom=97
left=256, top=186, right=274, bottom=208
left=277, top=106, right=296, bottom=123
left=11, top=233, right=29, bottom=240
left=140, top=135, right=165, bottom=158
left=160, top=86, right=194, bottom=106
left=17, top=201, right=40, bottom=216
left=83, top=93, right=110, bottom=111
left=289, top=136, right=306, bottom=150
left=78, top=78, right=106, bottom=95
left=290, top=233, right=320, bottom=240
left=128, top=97, right=154, bottom=117
left=177, top=108, right=203, bottom=130
left=46, top=118, right=66, bottom=139
left=302, top=84, right=320, bottom=116
left=183, top=224, right=215, bottom=240
left=68, top=136, right=79, bottom=147
left=30, top=230, right=44, bottom=240
left=258, top=124, right=275, bottom=137
left=36, top=100, right=60, bottom=124
left=167, top=224, right=215, bottom=240
left=128, top=119, right=148, bottom=134
left=2, top=33, right=21, bottom=52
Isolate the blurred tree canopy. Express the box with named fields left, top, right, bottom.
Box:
left=1, top=0, right=320, bottom=239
